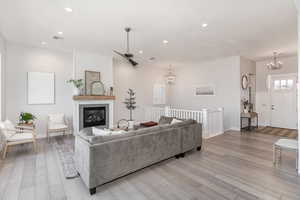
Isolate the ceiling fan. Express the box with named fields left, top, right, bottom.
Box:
left=114, top=27, right=138, bottom=67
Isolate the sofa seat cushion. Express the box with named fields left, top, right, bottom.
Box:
left=89, top=132, right=135, bottom=144
left=7, top=132, right=34, bottom=142
left=49, top=123, right=68, bottom=130
left=132, top=126, right=162, bottom=136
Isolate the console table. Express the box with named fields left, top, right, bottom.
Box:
left=240, top=112, right=258, bottom=131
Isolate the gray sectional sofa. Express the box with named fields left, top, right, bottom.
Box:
left=75, top=117, right=202, bottom=195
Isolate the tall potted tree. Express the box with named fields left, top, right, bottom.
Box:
left=124, top=89, right=137, bottom=129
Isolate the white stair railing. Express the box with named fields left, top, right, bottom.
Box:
left=145, top=106, right=224, bottom=139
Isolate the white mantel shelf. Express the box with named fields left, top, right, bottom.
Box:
left=73, top=95, right=115, bottom=101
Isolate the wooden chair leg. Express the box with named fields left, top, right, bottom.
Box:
left=2, top=144, right=8, bottom=159
left=273, top=145, right=276, bottom=165
left=279, top=147, right=282, bottom=162
left=47, top=130, right=50, bottom=143
left=33, top=140, right=37, bottom=153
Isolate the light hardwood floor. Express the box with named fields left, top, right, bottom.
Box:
left=0, top=131, right=299, bottom=200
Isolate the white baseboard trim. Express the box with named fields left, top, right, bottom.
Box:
left=203, top=131, right=224, bottom=139
left=36, top=131, right=73, bottom=140
left=225, top=127, right=240, bottom=132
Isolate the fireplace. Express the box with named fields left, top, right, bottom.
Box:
left=79, top=104, right=109, bottom=130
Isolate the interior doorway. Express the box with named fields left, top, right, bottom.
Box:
left=269, top=73, right=297, bottom=129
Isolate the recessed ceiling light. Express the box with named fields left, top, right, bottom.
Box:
left=163, top=40, right=169, bottom=44
left=41, top=41, right=47, bottom=45
left=202, top=23, right=208, bottom=28
left=64, top=7, right=73, bottom=12
left=138, top=50, right=143, bottom=54
left=57, top=31, right=63, bottom=35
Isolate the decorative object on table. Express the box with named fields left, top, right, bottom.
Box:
left=117, top=119, right=129, bottom=130
left=27, top=72, right=55, bottom=104
left=140, top=121, right=158, bottom=127
left=123, top=89, right=137, bottom=129
left=19, top=112, right=36, bottom=124
left=0, top=119, right=37, bottom=159
left=47, top=113, right=68, bottom=142
left=90, top=81, right=105, bottom=95
left=67, top=79, right=84, bottom=95
left=241, top=74, right=249, bottom=90
left=165, top=65, right=176, bottom=84
left=85, top=71, right=101, bottom=95
left=195, top=85, right=215, bottom=96
left=241, top=98, right=252, bottom=113
left=267, top=52, right=283, bottom=70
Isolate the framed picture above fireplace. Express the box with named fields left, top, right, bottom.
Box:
left=85, top=70, right=101, bottom=95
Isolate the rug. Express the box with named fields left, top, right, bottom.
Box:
left=256, top=126, right=298, bottom=139
left=53, top=138, right=79, bottom=179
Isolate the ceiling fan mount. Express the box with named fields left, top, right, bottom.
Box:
left=113, top=27, right=138, bottom=66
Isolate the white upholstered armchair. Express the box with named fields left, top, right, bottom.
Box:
left=47, top=114, right=69, bottom=141
left=0, top=120, right=37, bottom=159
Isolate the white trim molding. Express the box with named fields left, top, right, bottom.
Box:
left=294, top=0, right=300, bottom=12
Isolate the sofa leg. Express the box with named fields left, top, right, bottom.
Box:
left=180, top=153, right=185, bottom=158
left=175, top=154, right=180, bottom=159
left=197, top=146, right=202, bottom=151
left=89, top=187, right=96, bottom=195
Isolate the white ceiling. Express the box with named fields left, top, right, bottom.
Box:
left=0, top=0, right=297, bottom=62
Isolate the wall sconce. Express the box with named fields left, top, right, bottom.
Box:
left=165, top=65, right=176, bottom=84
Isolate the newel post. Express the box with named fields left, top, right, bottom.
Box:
left=165, top=106, right=171, bottom=117
left=218, top=107, right=224, bottom=134
left=202, top=109, right=209, bottom=138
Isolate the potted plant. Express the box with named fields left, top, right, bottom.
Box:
left=19, top=112, right=36, bottom=124
left=124, top=89, right=137, bottom=129
left=67, top=79, right=84, bottom=95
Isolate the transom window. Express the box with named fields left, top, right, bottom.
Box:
left=274, top=79, right=294, bottom=90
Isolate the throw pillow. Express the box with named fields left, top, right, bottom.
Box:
left=171, top=118, right=183, bottom=124
left=158, top=116, right=173, bottom=124
left=92, top=127, right=110, bottom=136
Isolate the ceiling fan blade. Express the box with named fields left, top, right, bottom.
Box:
left=128, top=58, right=138, bottom=66
left=113, top=50, right=127, bottom=58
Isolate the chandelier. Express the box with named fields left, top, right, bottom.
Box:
left=165, top=65, right=176, bottom=84
left=267, top=52, right=283, bottom=70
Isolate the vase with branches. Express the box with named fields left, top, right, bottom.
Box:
left=67, top=79, right=84, bottom=95
left=124, top=89, right=136, bottom=122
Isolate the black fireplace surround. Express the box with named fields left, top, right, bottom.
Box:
left=79, top=104, right=109, bottom=130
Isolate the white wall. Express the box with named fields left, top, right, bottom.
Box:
left=113, top=58, right=167, bottom=123
left=74, top=50, right=113, bottom=91
left=295, top=0, right=300, bottom=175
left=168, top=56, right=241, bottom=130
left=5, top=43, right=74, bottom=137
left=0, top=33, right=6, bottom=120
left=256, top=56, right=298, bottom=126
left=5, top=44, right=114, bottom=138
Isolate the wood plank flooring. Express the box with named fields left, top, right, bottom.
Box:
left=0, top=131, right=299, bottom=200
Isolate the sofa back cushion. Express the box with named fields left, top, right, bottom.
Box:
left=158, top=116, right=174, bottom=124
